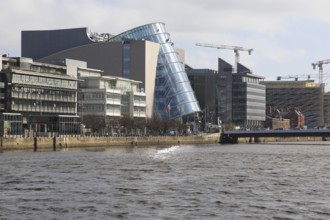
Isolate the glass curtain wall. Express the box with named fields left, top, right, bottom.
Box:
left=110, top=23, right=200, bottom=120
left=123, top=43, right=131, bottom=79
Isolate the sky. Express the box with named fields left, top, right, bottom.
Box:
left=2, top=0, right=330, bottom=87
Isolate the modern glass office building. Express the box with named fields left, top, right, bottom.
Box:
left=216, top=59, right=266, bottom=129
left=110, top=23, right=200, bottom=120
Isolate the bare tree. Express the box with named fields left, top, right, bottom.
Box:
left=83, top=115, right=105, bottom=133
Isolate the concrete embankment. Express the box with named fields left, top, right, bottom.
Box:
left=0, top=133, right=220, bottom=153
left=2, top=134, right=325, bottom=153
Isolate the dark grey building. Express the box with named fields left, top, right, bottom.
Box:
left=217, top=59, right=266, bottom=129
left=186, top=66, right=218, bottom=126
left=187, top=59, right=265, bottom=130
left=22, top=27, right=113, bottom=60
left=324, top=92, right=330, bottom=127
left=217, top=58, right=234, bottom=125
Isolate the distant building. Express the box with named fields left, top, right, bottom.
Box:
left=22, top=23, right=200, bottom=120
left=323, top=92, right=330, bottom=127
left=270, top=118, right=290, bottom=130
left=0, top=56, right=80, bottom=136
left=187, top=59, right=266, bottom=130
left=266, top=106, right=304, bottom=129
left=217, top=59, right=265, bottom=129
left=262, top=80, right=324, bottom=128
left=186, top=67, right=218, bottom=126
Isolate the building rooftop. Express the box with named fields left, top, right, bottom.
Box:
left=261, top=80, right=322, bottom=88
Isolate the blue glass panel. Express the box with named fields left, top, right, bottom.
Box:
left=110, top=22, right=200, bottom=119
left=123, top=43, right=131, bottom=78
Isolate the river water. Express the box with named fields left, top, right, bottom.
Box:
left=1, top=142, right=330, bottom=219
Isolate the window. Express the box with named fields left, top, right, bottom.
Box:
left=123, top=43, right=131, bottom=78
left=22, top=75, right=29, bottom=82
left=39, top=77, right=46, bottom=84
left=12, top=74, right=21, bottom=83
left=55, top=79, right=61, bottom=87
left=62, top=80, right=69, bottom=87
left=30, top=76, right=38, bottom=83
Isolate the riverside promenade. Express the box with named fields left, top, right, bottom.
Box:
left=0, top=133, right=220, bottom=153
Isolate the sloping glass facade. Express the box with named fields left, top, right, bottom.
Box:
left=110, top=23, right=200, bottom=120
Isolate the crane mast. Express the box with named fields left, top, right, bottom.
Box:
left=312, top=59, right=330, bottom=84
left=196, top=42, right=253, bottom=73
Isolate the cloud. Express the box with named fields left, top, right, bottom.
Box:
left=2, top=0, right=330, bottom=82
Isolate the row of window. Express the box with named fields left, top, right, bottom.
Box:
left=12, top=74, right=77, bottom=89
left=11, top=100, right=76, bottom=110
left=12, top=105, right=76, bottom=114
left=242, top=76, right=263, bottom=84
left=84, top=93, right=104, bottom=100
left=107, top=93, right=121, bottom=99
left=84, top=104, right=104, bottom=111
left=134, top=96, right=146, bottom=102
left=12, top=85, right=76, bottom=100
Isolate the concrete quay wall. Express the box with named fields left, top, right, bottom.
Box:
left=2, top=134, right=324, bottom=152
left=0, top=133, right=220, bottom=152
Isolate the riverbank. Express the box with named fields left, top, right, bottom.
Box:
left=0, top=133, right=220, bottom=153
left=2, top=133, right=328, bottom=153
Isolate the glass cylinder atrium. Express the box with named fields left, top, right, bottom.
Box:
left=110, top=22, right=200, bottom=120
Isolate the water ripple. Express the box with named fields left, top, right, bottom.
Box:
left=1, top=143, right=330, bottom=219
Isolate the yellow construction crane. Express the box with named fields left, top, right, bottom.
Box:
left=312, top=59, right=330, bottom=84
left=196, top=42, right=253, bottom=73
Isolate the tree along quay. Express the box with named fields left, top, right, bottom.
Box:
left=0, top=133, right=220, bottom=153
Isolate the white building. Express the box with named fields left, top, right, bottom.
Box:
left=77, top=66, right=146, bottom=131
left=0, top=56, right=80, bottom=136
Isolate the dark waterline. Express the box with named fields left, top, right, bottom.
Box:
left=1, top=143, right=330, bottom=219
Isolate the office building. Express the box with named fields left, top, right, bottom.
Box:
left=0, top=56, right=80, bottom=136
left=187, top=59, right=265, bottom=130
left=217, top=59, right=266, bottom=129
left=77, top=66, right=146, bottom=134
left=186, top=66, right=219, bottom=126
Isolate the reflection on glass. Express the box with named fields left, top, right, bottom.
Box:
left=110, top=23, right=200, bottom=119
